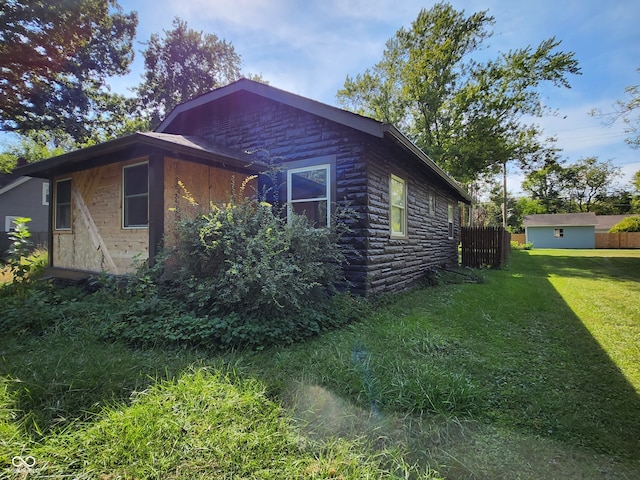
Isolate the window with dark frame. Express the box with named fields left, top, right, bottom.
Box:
left=448, top=204, right=454, bottom=239
left=554, top=228, right=564, bottom=238
left=123, top=162, right=149, bottom=228
left=287, top=164, right=330, bottom=227
left=55, top=178, right=71, bottom=230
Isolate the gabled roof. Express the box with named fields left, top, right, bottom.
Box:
left=12, top=131, right=257, bottom=179
left=0, top=173, right=30, bottom=192
left=523, top=213, right=598, bottom=227
left=158, top=79, right=472, bottom=203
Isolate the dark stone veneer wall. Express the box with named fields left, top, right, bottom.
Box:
left=169, top=91, right=460, bottom=294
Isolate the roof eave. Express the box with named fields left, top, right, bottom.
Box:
left=383, top=125, right=472, bottom=204
left=12, top=132, right=257, bottom=178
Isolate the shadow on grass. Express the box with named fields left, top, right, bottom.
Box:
left=483, top=251, right=640, bottom=458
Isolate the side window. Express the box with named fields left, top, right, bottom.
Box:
left=287, top=164, right=330, bottom=227
left=554, top=228, right=564, bottom=238
left=55, top=178, right=72, bottom=230
left=5, top=216, right=19, bottom=232
left=428, top=191, right=435, bottom=216
left=42, top=182, right=50, bottom=206
left=390, top=174, right=407, bottom=237
left=123, top=162, right=149, bottom=228
left=448, top=204, right=454, bottom=239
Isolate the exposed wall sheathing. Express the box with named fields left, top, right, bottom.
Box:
left=52, top=159, right=149, bottom=274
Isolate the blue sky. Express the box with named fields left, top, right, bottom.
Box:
left=17, top=0, right=640, bottom=194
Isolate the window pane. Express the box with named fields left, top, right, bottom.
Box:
left=56, top=205, right=71, bottom=229
left=390, top=177, right=405, bottom=207
left=124, top=164, right=148, bottom=196
left=291, top=168, right=327, bottom=200
left=391, top=206, right=404, bottom=234
left=55, top=179, right=71, bottom=229
left=291, top=200, right=328, bottom=227
left=57, top=179, right=71, bottom=203
left=125, top=196, right=148, bottom=227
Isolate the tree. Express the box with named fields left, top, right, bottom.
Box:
left=609, top=216, right=640, bottom=233
left=522, top=156, right=621, bottom=213
left=563, top=157, right=620, bottom=212
left=136, top=18, right=242, bottom=128
left=0, top=0, right=138, bottom=141
left=633, top=170, right=640, bottom=193
left=0, top=131, right=74, bottom=173
left=521, top=158, right=571, bottom=213
left=592, top=68, right=640, bottom=149
left=337, top=2, right=579, bottom=184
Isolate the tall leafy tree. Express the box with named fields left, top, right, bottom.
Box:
left=0, top=0, right=137, bottom=141
left=563, top=157, right=620, bottom=212
left=136, top=18, right=242, bottom=128
left=592, top=67, right=640, bottom=149
left=337, top=2, right=579, bottom=184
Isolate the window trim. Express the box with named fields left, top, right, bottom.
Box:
left=122, top=161, right=149, bottom=229
left=389, top=174, right=407, bottom=238
left=5, top=215, right=19, bottom=232
left=287, top=163, right=332, bottom=228
left=42, top=181, right=50, bottom=206
left=54, top=178, right=72, bottom=231
left=554, top=228, right=564, bottom=239
left=448, top=204, right=455, bottom=240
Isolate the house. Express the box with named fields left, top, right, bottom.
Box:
left=0, top=173, right=50, bottom=256
left=523, top=213, right=598, bottom=249
left=13, top=79, right=472, bottom=294
left=595, top=214, right=636, bottom=233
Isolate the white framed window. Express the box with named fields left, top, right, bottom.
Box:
left=42, top=182, right=50, bottom=206
left=123, top=162, right=149, bottom=228
left=287, top=164, right=331, bottom=227
left=54, top=178, right=72, bottom=230
left=5, top=216, right=19, bottom=232
left=390, top=174, right=407, bottom=237
left=554, top=228, right=564, bottom=238
left=448, top=204, right=454, bottom=239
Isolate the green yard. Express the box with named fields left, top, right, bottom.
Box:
left=1, top=249, right=639, bottom=479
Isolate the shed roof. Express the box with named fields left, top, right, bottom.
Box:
left=523, top=213, right=598, bottom=227
left=12, top=131, right=257, bottom=179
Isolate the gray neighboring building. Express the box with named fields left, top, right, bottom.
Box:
left=523, top=213, right=598, bottom=249
left=0, top=174, right=50, bottom=255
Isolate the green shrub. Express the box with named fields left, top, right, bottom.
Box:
left=608, top=216, right=640, bottom=232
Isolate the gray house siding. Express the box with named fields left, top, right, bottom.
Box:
left=526, top=226, right=595, bottom=249
left=0, top=177, right=49, bottom=254
left=164, top=91, right=461, bottom=294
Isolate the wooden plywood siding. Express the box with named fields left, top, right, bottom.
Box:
left=162, top=157, right=257, bottom=250
left=52, top=159, right=148, bottom=274
left=365, top=139, right=460, bottom=293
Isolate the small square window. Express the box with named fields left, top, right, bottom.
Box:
left=5, top=216, right=19, bottom=232
left=55, top=179, right=72, bottom=230
left=554, top=228, right=564, bottom=238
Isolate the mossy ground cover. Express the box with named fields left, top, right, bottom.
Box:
left=1, top=249, right=639, bottom=479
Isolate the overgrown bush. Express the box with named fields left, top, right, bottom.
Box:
left=609, top=216, right=640, bottom=232
left=158, top=198, right=351, bottom=347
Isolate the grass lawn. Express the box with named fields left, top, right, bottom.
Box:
left=1, top=249, right=639, bottom=479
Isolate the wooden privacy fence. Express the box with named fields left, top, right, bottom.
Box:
left=595, top=232, right=640, bottom=249
left=461, top=226, right=511, bottom=268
